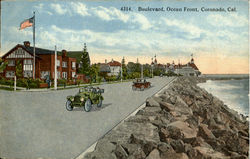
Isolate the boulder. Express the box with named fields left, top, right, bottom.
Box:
left=198, top=124, right=215, bottom=140
left=161, top=152, right=189, bottom=159
left=114, top=144, right=129, bottom=159
left=170, top=139, right=185, bottom=153
left=145, top=149, right=161, bottom=159
left=194, top=146, right=230, bottom=159
left=159, top=128, right=169, bottom=142
left=159, top=101, right=175, bottom=112
left=129, top=134, right=158, bottom=156
left=125, top=115, right=150, bottom=123
left=158, top=142, right=175, bottom=154
left=183, top=137, right=211, bottom=148
left=167, top=121, right=197, bottom=139
left=146, top=97, right=160, bottom=107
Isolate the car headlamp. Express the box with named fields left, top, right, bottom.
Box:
left=80, top=97, right=84, bottom=102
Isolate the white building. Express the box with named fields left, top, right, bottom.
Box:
left=167, top=58, right=201, bottom=76
left=107, top=59, right=121, bottom=76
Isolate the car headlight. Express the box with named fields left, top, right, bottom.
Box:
left=80, top=97, right=84, bottom=102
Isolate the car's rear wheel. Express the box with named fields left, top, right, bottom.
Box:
left=132, top=85, right=136, bottom=91
left=66, top=100, right=73, bottom=111
left=140, top=85, right=145, bottom=91
left=84, top=99, right=92, bottom=112
left=97, top=98, right=102, bottom=107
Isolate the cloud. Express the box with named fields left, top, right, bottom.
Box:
left=162, top=18, right=208, bottom=39
left=70, top=2, right=90, bottom=16
left=207, top=13, right=248, bottom=27
left=131, top=13, right=152, bottom=30
left=34, top=3, right=53, bottom=15
left=91, top=6, right=129, bottom=23
left=50, top=3, right=67, bottom=15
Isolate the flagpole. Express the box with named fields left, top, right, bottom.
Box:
left=33, top=11, right=36, bottom=79
left=54, top=45, right=57, bottom=90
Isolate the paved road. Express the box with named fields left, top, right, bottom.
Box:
left=0, top=77, right=175, bottom=159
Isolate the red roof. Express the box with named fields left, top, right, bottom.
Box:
left=108, top=60, right=121, bottom=67
left=189, top=63, right=199, bottom=70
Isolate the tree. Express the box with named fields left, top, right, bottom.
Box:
left=0, top=58, right=8, bottom=73
left=16, top=60, right=23, bottom=78
left=121, top=57, right=128, bottom=80
left=79, top=43, right=91, bottom=75
left=89, top=64, right=100, bottom=83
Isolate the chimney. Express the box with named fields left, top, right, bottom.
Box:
left=62, top=50, right=67, bottom=57
left=23, top=41, right=30, bottom=47
left=105, top=59, right=107, bottom=64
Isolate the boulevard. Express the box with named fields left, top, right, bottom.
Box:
left=0, top=76, right=175, bottom=159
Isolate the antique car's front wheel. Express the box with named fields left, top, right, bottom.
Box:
left=84, top=99, right=92, bottom=112
left=97, top=98, right=102, bottom=107
left=66, top=100, right=73, bottom=111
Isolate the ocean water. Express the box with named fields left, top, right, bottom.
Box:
left=198, top=79, right=249, bottom=116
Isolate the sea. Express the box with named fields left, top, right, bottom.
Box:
left=198, top=75, right=249, bottom=116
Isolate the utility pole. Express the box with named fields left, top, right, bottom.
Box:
left=54, top=45, right=57, bottom=90
left=33, top=11, right=36, bottom=79
left=121, top=60, right=123, bottom=82
left=141, top=63, right=143, bottom=79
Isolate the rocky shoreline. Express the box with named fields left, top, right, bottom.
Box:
left=84, top=77, right=249, bottom=159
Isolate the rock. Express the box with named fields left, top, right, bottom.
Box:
left=170, top=139, right=185, bottom=153
left=159, top=101, right=175, bottom=112
left=169, top=96, right=177, bottom=104
left=185, top=116, right=199, bottom=129
left=159, top=128, right=169, bottom=142
left=158, top=142, right=175, bottom=154
left=143, top=106, right=162, bottom=114
left=161, top=152, right=189, bottom=159
left=174, top=97, right=193, bottom=115
left=95, top=139, right=116, bottom=153
left=198, top=124, right=215, bottom=140
left=145, top=149, right=161, bottom=159
left=194, top=146, right=230, bottom=159
left=85, top=140, right=117, bottom=159
left=146, top=97, right=160, bottom=107
left=125, top=115, right=150, bottom=123
left=183, top=137, right=211, bottom=148
left=129, top=134, right=158, bottom=156
left=114, top=144, right=129, bottom=159
left=167, top=121, right=197, bottom=139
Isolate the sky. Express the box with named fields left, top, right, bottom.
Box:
left=1, top=0, right=249, bottom=74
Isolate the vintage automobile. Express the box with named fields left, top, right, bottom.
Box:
left=132, top=78, right=151, bottom=91
left=66, top=86, right=104, bottom=112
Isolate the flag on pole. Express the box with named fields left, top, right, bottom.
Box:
left=20, top=16, right=34, bottom=30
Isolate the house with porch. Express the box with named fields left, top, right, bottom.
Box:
left=1, top=41, right=77, bottom=80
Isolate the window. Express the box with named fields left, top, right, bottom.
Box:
left=41, top=71, right=50, bottom=79
left=62, top=72, right=67, bottom=79
left=6, top=71, right=15, bottom=78
left=72, top=62, right=76, bottom=68
left=57, top=60, right=60, bottom=67
left=23, top=71, right=32, bottom=78
left=72, top=71, right=76, bottom=78
left=57, top=71, right=61, bottom=79
left=62, top=61, right=67, bottom=68
left=8, top=60, right=15, bottom=66
left=23, top=59, right=33, bottom=71
left=78, top=63, right=82, bottom=68
left=15, top=48, right=25, bottom=58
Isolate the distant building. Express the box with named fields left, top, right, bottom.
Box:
left=107, top=59, right=121, bottom=76
left=1, top=41, right=77, bottom=80
left=166, top=57, right=201, bottom=76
